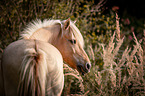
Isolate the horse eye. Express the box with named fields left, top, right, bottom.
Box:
left=69, top=39, right=76, bottom=44
left=73, top=39, right=76, bottom=44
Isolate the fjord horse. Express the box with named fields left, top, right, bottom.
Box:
left=0, top=18, right=91, bottom=96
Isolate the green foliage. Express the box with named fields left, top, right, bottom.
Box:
left=0, top=0, right=115, bottom=48
left=0, top=0, right=144, bottom=95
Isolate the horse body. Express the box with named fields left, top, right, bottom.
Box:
left=1, top=18, right=91, bottom=95
left=2, top=39, right=63, bottom=96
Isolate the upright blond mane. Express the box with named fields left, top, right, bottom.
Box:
left=20, top=19, right=84, bottom=47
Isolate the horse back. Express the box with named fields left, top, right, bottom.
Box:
left=1, top=39, right=64, bottom=96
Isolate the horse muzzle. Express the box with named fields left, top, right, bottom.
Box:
left=77, top=62, right=91, bottom=76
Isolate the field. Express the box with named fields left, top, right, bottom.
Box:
left=0, top=0, right=145, bottom=95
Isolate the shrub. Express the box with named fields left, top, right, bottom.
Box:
left=63, top=14, right=145, bottom=96
left=0, top=0, right=144, bottom=95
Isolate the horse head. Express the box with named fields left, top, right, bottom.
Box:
left=21, top=18, right=91, bottom=75
left=55, top=18, right=91, bottom=75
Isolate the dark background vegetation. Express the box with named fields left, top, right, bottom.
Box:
left=0, top=0, right=144, bottom=49
left=0, top=0, right=144, bottom=95
left=104, top=0, right=145, bottom=19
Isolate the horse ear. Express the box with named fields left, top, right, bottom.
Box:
left=63, top=18, right=70, bottom=30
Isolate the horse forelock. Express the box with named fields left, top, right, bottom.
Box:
left=20, top=19, right=84, bottom=48
left=69, top=21, right=84, bottom=48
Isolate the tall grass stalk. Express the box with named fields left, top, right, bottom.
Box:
left=63, top=14, right=145, bottom=96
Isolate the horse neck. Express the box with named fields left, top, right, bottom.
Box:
left=29, top=24, right=61, bottom=44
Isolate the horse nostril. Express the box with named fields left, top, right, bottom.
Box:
left=86, top=63, right=91, bottom=70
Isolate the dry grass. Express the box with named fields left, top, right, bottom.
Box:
left=63, top=64, right=84, bottom=95
left=0, top=0, right=144, bottom=95
left=63, top=14, right=145, bottom=96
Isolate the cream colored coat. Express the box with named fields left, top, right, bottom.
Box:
left=0, top=18, right=91, bottom=96
left=1, top=39, right=64, bottom=96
